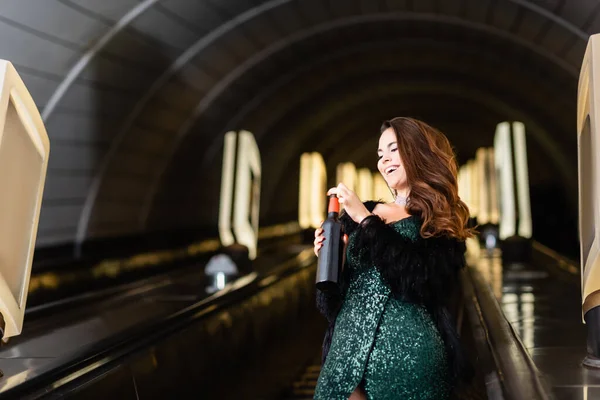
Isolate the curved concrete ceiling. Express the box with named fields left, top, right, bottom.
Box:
left=0, top=0, right=595, bottom=249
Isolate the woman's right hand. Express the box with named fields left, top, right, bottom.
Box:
left=314, top=226, right=325, bottom=257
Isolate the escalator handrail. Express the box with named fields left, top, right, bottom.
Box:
left=532, top=241, right=579, bottom=277
left=463, top=266, right=553, bottom=400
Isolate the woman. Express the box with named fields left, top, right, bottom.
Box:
left=313, top=117, right=473, bottom=399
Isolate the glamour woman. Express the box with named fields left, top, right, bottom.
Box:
left=313, top=117, right=473, bottom=399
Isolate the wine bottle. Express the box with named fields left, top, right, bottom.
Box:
left=316, top=194, right=344, bottom=293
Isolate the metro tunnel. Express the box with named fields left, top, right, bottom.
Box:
left=0, top=0, right=598, bottom=399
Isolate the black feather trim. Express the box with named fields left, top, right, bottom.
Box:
left=352, top=213, right=466, bottom=306
left=338, top=200, right=379, bottom=236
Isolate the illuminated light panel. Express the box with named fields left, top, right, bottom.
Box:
left=299, top=152, right=327, bottom=229
left=458, top=164, right=469, bottom=213
left=495, top=122, right=516, bottom=240
left=0, top=60, right=50, bottom=338
left=577, top=34, right=600, bottom=313
left=459, top=161, right=477, bottom=219
left=218, top=131, right=237, bottom=246
left=336, top=162, right=357, bottom=191
left=233, top=131, right=261, bottom=260
left=336, top=162, right=357, bottom=213
left=356, top=168, right=373, bottom=202
left=476, top=148, right=489, bottom=224
left=467, top=147, right=500, bottom=225
left=218, top=130, right=261, bottom=260
left=469, top=159, right=479, bottom=219
left=298, top=153, right=311, bottom=229
left=487, top=148, right=500, bottom=225
left=309, top=153, right=326, bottom=228
left=512, top=122, right=532, bottom=238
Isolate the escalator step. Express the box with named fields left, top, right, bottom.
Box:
left=281, top=356, right=321, bottom=400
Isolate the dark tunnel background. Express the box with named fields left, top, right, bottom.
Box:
left=0, top=0, right=591, bottom=261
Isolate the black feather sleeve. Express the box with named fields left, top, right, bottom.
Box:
left=352, top=213, right=466, bottom=307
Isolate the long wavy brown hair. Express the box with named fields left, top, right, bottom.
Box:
left=381, top=117, right=475, bottom=241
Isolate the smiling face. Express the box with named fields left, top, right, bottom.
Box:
left=377, top=127, right=408, bottom=194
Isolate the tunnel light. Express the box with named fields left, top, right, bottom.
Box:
left=458, top=164, right=469, bottom=214
left=487, top=148, right=500, bottom=225
left=0, top=60, right=50, bottom=339
left=356, top=168, right=373, bottom=202
left=472, top=147, right=500, bottom=226
left=298, top=153, right=310, bottom=229
left=578, top=34, right=600, bottom=318
left=309, top=154, right=326, bottom=228
left=218, top=130, right=261, bottom=260
left=461, top=147, right=499, bottom=244
left=495, top=122, right=516, bottom=240
left=476, top=148, right=490, bottom=225
left=298, top=152, right=326, bottom=229
left=336, top=162, right=357, bottom=192
left=233, top=131, right=261, bottom=260
left=219, top=132, right=237, bottom=246
left=336, top=162, right=358, bottom=213
left=458, top=162, right=472, bottom=217
left=512, top=122, right=532, bottom=238
left=300, top=155, right=384, bottom=228
left=493, top=121, right=532, bottom=240
left=469, top=159, right=479, bottom=220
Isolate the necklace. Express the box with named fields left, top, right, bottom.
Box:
left=395, top=195, right=408, bottom=206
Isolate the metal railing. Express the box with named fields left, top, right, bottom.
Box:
left=461, top=261, right=553, bottom=400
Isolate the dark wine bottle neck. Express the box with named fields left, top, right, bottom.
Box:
left=327, top=211, right=339, bottom=219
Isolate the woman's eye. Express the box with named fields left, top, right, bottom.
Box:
left=377, top=155, right=382, bottom=160
left=391, top=147, right=398, bottom=152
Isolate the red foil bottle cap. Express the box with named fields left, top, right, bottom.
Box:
left=328, top=195, right=339, bottom=213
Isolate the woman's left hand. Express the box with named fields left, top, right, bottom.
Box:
left=328, top=183, right=371, bottom=223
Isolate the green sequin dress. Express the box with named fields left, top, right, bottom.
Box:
left=314, top=216, right=451, bottom=400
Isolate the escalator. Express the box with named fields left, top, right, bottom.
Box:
left=280, top=361, right=321, bottom=400
left=0, top=226, right=316, bottom=399
left=0, top=233, right=566, bottom=399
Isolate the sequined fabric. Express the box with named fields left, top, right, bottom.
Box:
left=314, top=217, right=451, bottom=400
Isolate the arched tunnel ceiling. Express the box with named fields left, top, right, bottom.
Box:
left=0, top=0, right=596, bottom=248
